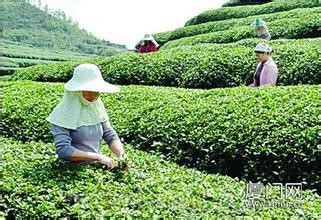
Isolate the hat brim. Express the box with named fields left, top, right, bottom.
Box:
left=252, top=22, right=261, bottom=26
left=65, top=79, right=121, bottom=93
left=254, top=50, right=269, bottom=53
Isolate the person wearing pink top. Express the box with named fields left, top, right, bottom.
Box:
left=139, top=34, right=160, bottom=53
left=248, top=43, right=278, bottom=87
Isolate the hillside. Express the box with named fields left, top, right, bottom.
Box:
left=134, top=1, right=321, bottom=48
left=162, top=7, right=320, bottom=48
left=0, top=0, right=128, bottom=75
left=1, top=0, right=126, bottom=53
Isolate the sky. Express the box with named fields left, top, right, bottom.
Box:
left=32, top=0, right=228, bottom=49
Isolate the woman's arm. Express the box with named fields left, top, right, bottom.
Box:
left=51, top=124, right=114, bottom=169
left=102, top=121, right=125, bottom=158
left=69, top=149, right=114, bottom=169
left=67, top=148, right=100, bottom=161
left=109, top=139, right=125, bottom=158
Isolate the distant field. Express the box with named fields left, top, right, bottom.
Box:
left=0, top=40, right=96, bottom=75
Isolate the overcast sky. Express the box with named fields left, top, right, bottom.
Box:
left=33, top=0, right=228, bottom=49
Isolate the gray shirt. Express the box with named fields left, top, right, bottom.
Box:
left=51, top=121, right=119, bottom=165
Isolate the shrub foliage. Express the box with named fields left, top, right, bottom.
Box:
left=138, top=7, right=320, bottom=48
left=162, top=11, right=321, bottom=49
left=2, top=81, right=321, bottom=193
left=10, top=38, right=321, bottom=89
left=185, top=1, right=321, bottom=26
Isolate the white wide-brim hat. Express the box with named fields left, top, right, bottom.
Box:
left=254, top=43, right=272, bottom=53
left=143, top=34, right=154, bottom=41
left=64, top=63, right=121, bottom=93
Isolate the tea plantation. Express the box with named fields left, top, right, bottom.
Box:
left=0, top=40, right=93, bottom=76
left=2, top=0, right=321, bottom=218
left=10, top=38, right=321, bottom=88
left=148, top=6, right=321, bottom=48
left=2, top=81, right=321, bottom=217
left=2, top=138, right=321, bottom=218
left=185, top=0, right=321, bottom=26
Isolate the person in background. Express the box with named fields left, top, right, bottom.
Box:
left=139, top=34, right=159, bottom=53
left=47, top=63, right=126, bottom=170
left=252, top=18, right=271, bottom=41
left=248, top=43, right=278, bottom=87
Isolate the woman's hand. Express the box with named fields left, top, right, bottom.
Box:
left=98, top=155, right=114, bottom=170
left=118, top=153, right=129, bottom=171
left=118, top=153, right=127, bottom=161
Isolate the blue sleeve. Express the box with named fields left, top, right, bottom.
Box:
left=102, top=121, right=120, bottom=146
left=51, top=124, right=76, bottom=160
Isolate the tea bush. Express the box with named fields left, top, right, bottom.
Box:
left=138, top=7, right=320, bottom=47
left=9, top=38, right=321, bottom=88
left=2, top=138, right=321, bottom=218
left=162, top=12, right=321, bottom=49
left=185, top=0, right=321, bottom=26
left=2, top=81, right=321, bottom=193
